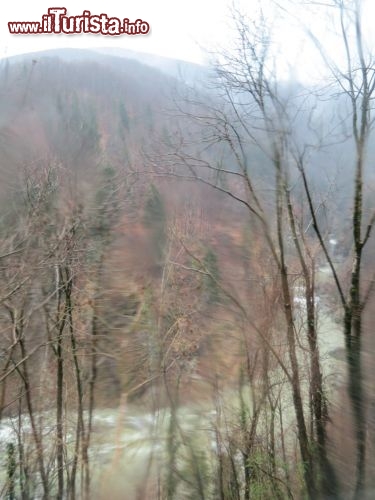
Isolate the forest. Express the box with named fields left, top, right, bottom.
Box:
left=0, top=1, right=375, bottom=499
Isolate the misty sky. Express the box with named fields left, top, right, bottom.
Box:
left=2, top=0, right=375, bottom=80
left=2, top=0, right=231, bottom=63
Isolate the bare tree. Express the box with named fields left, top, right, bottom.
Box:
left=149, top=5, right=347, bottom=498
left=293, top=1, right=375, bottom=496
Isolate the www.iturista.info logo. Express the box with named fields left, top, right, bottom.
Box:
left=8, top=8, right=150, bottom=36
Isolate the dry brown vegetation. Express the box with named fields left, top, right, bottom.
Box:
left=1, top=3, right=375, bottom=498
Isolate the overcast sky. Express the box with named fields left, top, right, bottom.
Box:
left=2, top=1, right=375, bottom=81
left=1, top=0, right=232, bottom=63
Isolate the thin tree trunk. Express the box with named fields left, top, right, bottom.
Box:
left=56, top=320, right=64, bottom=500
left=349, top=145, right=366, bottom=499
left=83, top=277, right=101, bottom=499
left=61, top=265, right=84, bottom=500
left=285, top=186, right=339, bottom=498
left=275, top=161, right=316, bottom=499
left=18, top=338, right=49, bottom=498
left=55, top=265, right=67, bottom=500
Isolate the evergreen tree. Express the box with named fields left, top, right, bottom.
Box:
left=203, top=247, right=221, bottom=304
left=119, top=100, right=130, bottom=131
left=91, top=165, right=119, bottom=247
left=143, top=184, right=167, bottom=264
